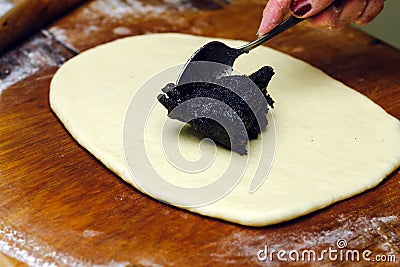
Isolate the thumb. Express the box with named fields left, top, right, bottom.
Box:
left=290, top=0, right=336, bottom=17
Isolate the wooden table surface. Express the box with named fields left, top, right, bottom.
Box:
left=0, top=0, right=399, bottom=266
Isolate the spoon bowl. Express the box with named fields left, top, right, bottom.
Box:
left=177, top=16, right=303, bottom=84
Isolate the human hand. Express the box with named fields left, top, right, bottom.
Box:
left=258, top=0, right=385, bottom=36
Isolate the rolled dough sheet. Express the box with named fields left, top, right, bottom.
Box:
left=50, top=33, right=400, bottom=226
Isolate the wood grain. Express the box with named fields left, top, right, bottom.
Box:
left=0, top=0, right=399, bottom=266
left=0, top=0, right=87, bottom=54
left=0, top=252, right=26, bottom=267
left=0, top=31, right=75, bottom=93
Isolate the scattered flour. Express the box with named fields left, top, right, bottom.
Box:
left=89, top=0, right=168, bottom=19
left=374, top=216, right=398, bottom=224
left=1, top=0, right=191, bottom=95
left=0, top=220, right=129, bottom=267
left=0, top=0, right=13, bottom=17
left=0, top=30, right=74, bottom=94
left=47, top=27, right=72, bottom=44
left=212, top=214, right=398, bottom=264
left=0, top=64, right=40, bottom=94
left=113, top=26, right=132, bottom=36
left=83, top=230, right=103, bottom=239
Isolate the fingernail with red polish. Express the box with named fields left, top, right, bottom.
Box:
left=290, top=0, right=312, bottom=17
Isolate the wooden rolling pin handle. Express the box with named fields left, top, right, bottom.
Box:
left=0, top=0, right=87, bottom=55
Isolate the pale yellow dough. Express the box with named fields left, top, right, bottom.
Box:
left=50, top=33, right=400, bottom=226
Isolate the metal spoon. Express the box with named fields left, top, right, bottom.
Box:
left=177, top=16, right=303, bottom=84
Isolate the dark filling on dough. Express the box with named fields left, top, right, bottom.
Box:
left=158, top=66, right=275, bottom=155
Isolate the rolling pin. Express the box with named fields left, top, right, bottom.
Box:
left=0, top=0, right=87, bottom=54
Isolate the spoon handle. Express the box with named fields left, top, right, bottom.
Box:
left=238, top=16, right=303, bottom=54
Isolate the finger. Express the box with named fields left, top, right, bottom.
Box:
left=336, top=0, right=367, bottom=27
left=355, top=0, right=384, bottom=25
left=310, top=0, right=367, bottom=29
left=258, top=0, right=291, bottom=35
left=290, top=0, right=335, bottom=17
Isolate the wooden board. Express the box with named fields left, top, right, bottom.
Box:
left=0, top=0, right=399, bottom=266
